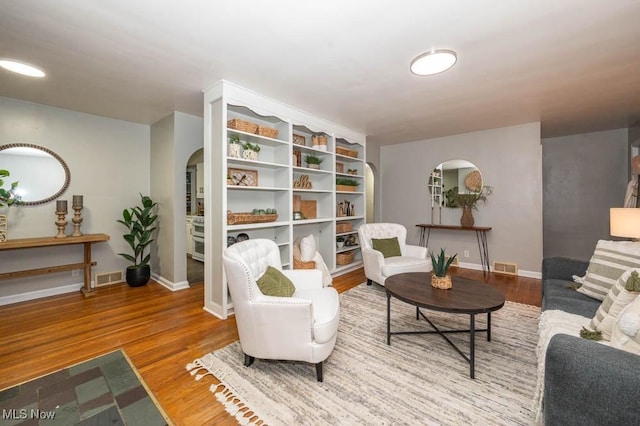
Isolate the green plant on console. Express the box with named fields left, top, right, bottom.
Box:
left=0, top=169, right=21, bottom=207
left=242, top=142, right=261, bottom=152
left=117, top=194, right=158, bottom=268
left=336, top=178, right=359, bottom=187
left=449, top=186, right=493, bottom=210
left=430, top=248, right=457, bottom=277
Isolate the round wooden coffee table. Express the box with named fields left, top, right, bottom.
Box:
left=385, top=272, right=505, bottom=379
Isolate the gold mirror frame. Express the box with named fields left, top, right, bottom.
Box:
left=0, top=143, right=71, bottom=206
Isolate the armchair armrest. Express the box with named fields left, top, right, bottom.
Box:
left=283, top=269, right=323, bottom=291
left=544, top=334, right=640, bottom=425
left=542, top=257, right=589, bottom=282
left=404, top=244, right=427, bottom=259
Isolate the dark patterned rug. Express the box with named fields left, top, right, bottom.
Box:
left=0, top=349, right=170, bottom=425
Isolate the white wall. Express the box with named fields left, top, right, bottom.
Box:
left=380, top=122, right=543, bottom=275
left=0, top=97, right=150, bottom=301
left=150, top=111, right=203, bottom=288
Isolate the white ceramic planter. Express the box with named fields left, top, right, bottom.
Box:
left=243, top=150, right=258, bottom=161
left=228, top=143, right=241, bottom=158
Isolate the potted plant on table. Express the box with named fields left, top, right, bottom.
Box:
left=0, top=170, right=21, bottom=208
left=305, top=154, right=323, bottom=169
left=242, top=142, right=260, bottom=161
left=117, top=194, right=158, bottom=287
left=450, top=186, right=493, bottom=227
left=430, top=248, right=457, bottom=289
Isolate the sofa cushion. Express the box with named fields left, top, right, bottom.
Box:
left=610, top=296, right=640, bottom=356
left=578, top=240, right=640, bottom=301
left=372, top=237, right=402, bottom=258
left=256, top=266, right=296, bottom=297
left=542, top=278, right=600, bottom=317
left=589, top=268, right=640, bottom=340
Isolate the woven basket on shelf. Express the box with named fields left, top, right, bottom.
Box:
left=431, top=275, right=452, bottom=289
left=257, top=125, right=279, bottom=139
left=293, top=258, right=316, bottom=269
left=336, top=250, right=355, bottom=266
left=227, top=212, right=278, bottom=225
left=227, top=119, right=258, bottom=134
left=336, top=222, right=353, bottom=233
left=336, top=146, right=358, bottom=158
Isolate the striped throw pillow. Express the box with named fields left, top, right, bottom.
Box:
left=577, top=240, right=640, bottom=301
left=589, top=268, right=640, bottom=340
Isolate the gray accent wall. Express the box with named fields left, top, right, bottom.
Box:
left=542, top=129, right=629, bottom=261
left=379, top=122, right=543, bottom=274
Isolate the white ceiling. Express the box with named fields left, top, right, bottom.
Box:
left=1, top=0, right=639, bottom=146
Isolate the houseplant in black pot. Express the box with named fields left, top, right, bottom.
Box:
left=117, top=194, right=158, bottom=287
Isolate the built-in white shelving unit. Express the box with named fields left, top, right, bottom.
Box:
left=203, top=81, right=366, bottom=319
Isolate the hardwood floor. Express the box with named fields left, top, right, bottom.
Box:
left=0, top=267, right=540, bottom=425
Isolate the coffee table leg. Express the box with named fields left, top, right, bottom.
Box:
left=487, top=312, right=492, bottom=342
left=470, top=314, right=475, bottom=379
left=386, top=292, right=391, bottom=345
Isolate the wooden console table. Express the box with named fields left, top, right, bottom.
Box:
left=416, top=224, right=492, bottom=274
left=0, top=233, right=110, bottom=297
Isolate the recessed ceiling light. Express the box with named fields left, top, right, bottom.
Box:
left=0, top=59, right=46, bottom=77
left=410, top=49, right=457, bottom=76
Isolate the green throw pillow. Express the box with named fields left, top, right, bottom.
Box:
left=372, top=237, right=402, bottom=258
left=256, top=266, right=296, bottom=297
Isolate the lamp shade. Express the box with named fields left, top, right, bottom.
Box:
left=610, top=208, right=640, bottom=238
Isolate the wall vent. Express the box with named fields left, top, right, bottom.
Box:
left=493, top=261, right=518, bottom=276
left=446, top=255, right=459, bottom=267
left=95, top=271, right=124, bottom=287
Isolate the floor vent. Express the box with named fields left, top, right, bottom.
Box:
left=493, top=261, right=518, bottom=276
left=95, top=271, right=124, bottom=287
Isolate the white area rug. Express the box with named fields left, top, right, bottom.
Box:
left=187, top=283, right=540, bottom=425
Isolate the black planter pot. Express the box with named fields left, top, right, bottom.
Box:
left=126, top=265, right=150, bottom=287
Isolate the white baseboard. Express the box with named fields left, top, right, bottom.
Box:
left=457, top=261, right=541, bottom=279
left=151, top=273, right=190, bottom=291
left=0, top=282, right=84, bottom=306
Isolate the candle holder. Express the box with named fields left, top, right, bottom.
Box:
left=72, top=205, right=83, bottom=236
left=55, top=210, right=68, bottom=239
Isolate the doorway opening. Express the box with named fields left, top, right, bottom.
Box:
left=186, top=148, right=204, bottom=284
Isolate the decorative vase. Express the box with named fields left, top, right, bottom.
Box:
left=228, top=143, right=241, bottom=158
left=431, top=274, right=452, bottom=289
left=242, top=150, right=258, bottom=161
left=460, top=207, right=474, bottom=227
left=308, top=164, right=320, bottom=169
left=126, top=265, right=151, bottom=287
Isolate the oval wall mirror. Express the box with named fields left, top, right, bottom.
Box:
left=0, top=143, right=70, bottom=206
left=429, top=160, right=482, bottom=208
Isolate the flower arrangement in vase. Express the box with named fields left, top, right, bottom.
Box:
left=449, top=186, right=493, bottom=227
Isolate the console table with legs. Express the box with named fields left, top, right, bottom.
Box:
left=0, top=233, right=110, bottom=297
left=416, top=224, right=492, bottom=274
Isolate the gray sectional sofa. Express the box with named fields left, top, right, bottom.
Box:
left=541, top=257, right=640, bottom=425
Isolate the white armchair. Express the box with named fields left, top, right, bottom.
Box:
left=358, top=223, right=432, bottom=286
left=222, top=239, right=340, bottom=382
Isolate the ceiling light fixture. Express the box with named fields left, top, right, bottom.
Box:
left=0, top=59, right=46, bottom=77
left=410, top=49, right=457, bottom=76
